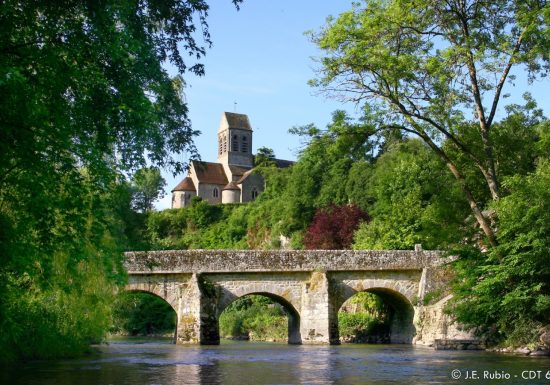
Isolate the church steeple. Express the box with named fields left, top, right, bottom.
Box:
left=217, top=112, right=253, bottom=168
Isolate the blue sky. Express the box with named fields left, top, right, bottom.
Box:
left=156, top=1, right=356, bottom=209
left=156, top=1, right=549, bottom=209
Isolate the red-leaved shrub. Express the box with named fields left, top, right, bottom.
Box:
left=303, top=204, right=370, bottom=249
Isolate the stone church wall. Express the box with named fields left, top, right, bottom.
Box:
left=197, top=183, right=223, bottom=204
left=239, top=173, right=264, bottom=203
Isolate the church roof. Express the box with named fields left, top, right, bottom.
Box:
left=191, top=161, right=228, bottom=185
left=224, top=112, right=252, bottom=131
left=223, top=181, right=240, bottom=191
left=274, top=159, right=294, bottom=168
left=229, top=165, right=252, bottom=177
left=236, top=169, right=254, bottom=184
left=171, top=177, right=196, bottom=192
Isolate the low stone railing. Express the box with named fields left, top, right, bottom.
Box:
left=124, top=249, right=446, bottom=274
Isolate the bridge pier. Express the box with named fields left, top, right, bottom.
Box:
left=300, top=271, right=339, bottom=344
left=173, top=273, right=201, bottom=344
left=172, top=273, right=221, bottom=345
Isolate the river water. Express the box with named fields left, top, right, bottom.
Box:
left=2, top=339, right=549, bottom=385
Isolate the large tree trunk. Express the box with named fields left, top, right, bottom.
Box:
left=417, top=131, right=497, bottom=247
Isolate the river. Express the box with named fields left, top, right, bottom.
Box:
left=2, top=338, right=549, bottom=385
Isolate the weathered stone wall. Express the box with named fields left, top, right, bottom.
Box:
left=413, top=295, right=474, bottom=346
left=123, top=249, right=466, bottom=346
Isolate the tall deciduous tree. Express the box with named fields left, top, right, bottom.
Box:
left=309, top=0, right=549, bottom=245
left=255, top=146, right=276, bottom=167
left=131, top=167, right=166, bottom=212
left=0, top=0, right=241, bottom=360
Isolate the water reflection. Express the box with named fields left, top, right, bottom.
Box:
left=2, top=339, right=550, bottom=385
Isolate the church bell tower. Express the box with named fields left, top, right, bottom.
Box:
left=217, top=112, right=254, bottom=168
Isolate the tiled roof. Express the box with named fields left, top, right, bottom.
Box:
left=224, top=112, right=252, bottom=131
left=236, top=169, right=254, bottom=184
left=274, top=158, right=294, bottom=168
left=192, top=161, right=228, bottom=185
left=223, top=181, right=240, bottom=191
left=229, top=165, right=252, bottom=177
left=171, top=177, right=196, bottom=192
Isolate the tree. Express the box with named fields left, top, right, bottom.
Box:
left=0, top=0, right=241, bottom=360
left=304, top=204, right=370, bottom=249
left=353, top=139, right=469, bottom=250
left=278, top=111, right=375, bottom=235
left=131, top=167, right=166, bottom=212
left=309, top=0, right=549, bottom=245
left=450, top=156, right=550, bottom=346
left=255, top=147, right=276, bottom=167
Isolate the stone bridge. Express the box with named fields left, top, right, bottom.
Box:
left=124, top=249, right=470, bottom=345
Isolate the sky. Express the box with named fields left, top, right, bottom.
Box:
left=155, top=1, right=549, bottom=210
left=155, top=1, right=357, bottom=209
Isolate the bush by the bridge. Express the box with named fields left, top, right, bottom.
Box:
left=111, top=292, right=176, bottom=336
left=219, top=295, right=287, bottom=341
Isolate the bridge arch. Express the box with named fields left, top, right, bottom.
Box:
left=115, top=288, right=178, bottom=338
left=335, top=285, right=416, bottom=344
left=124, top=282, right=178, bottom=313
left=218, top=291, right=302, bottom=344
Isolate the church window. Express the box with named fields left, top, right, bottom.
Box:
left=251, top=187, right=258, bottom=201
left=231, top=135, right=238, bottom=151
left=180, top=194, right=185, bottom=206
left=223, top=135, right=227, bottom=153
left=218, top=135, right=223, bottom=155
left=213, top=187, right=219, bottom=198
left=241, top=135, right=248, bottom=153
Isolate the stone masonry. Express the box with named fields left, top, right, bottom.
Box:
left=124, top=249, right=472, bottom=345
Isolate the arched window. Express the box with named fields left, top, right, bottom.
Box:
left=231, top=134, right=238, bottom=151
left=251, top=187, right=258, bottom=201
left=223, top=135, right=227, bottom=153
left=213, top=188, right=219, bottom=198
left=241, top=135, right=248, bottom=153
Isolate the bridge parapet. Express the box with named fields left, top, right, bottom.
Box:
left=124, top=249, right=446, bottom=274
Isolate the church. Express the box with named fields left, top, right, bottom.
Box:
left=171, top=112, right=292, bottom=208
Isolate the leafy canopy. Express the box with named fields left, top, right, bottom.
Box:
left=131, top=167, right=167, bottom=212
left=309, top=0, right=550, bottom=244
left=0, top=0, right=241, bottom=360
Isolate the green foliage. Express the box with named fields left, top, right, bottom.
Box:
left=0, top=0, right=241, bottom=360
left=255, top=147, right=276, bottom=167
left=309, top=0, right=550, bottom=243
left=0, top=169, right=126, bottom=361
left=278, top=111, right=376, bottom=235
left=145, top=200, right=247, bottom=250
left=338, top=313, right=385, bottom=340
left=111, top=292, right=176, bottom=336
left=450, top=159, right=550, bottom=346
left=353, top=139, right=469, bottom=250
left=219, top=295, right=287, bottom=341
left=131, top=167, right=167, bottom=213
left=338, top=292, right=390, bottom=341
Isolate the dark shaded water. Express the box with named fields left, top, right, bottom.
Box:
left=2, top=339, right=549, bottom=385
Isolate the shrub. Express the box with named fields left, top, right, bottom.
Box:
left=304, top=204, right=369, bottom=249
